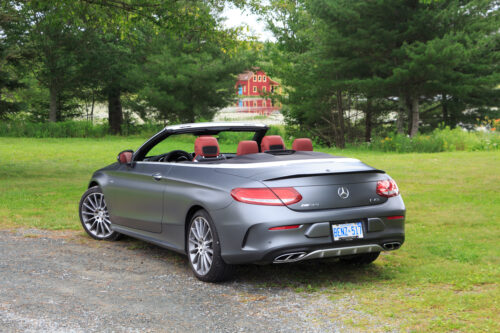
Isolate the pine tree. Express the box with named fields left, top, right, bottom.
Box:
left=265, top=0, right=500, bottom=139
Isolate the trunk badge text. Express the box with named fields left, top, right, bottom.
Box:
left=337, top=187, right=350, bottom=199
left=300, top=203, right=320, bottom=208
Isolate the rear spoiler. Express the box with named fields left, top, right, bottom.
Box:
left=264, top=169, right=385, bottom=181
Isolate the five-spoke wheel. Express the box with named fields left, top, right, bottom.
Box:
left=79, top=186, right=121, bottom=241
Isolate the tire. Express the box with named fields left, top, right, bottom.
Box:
left=340, top=252, right=380, bottom=265
left=187, top=209, right=234, bottom=282
left=79, top=186, right=122, bottom=241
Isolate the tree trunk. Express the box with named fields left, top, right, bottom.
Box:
left=449, top=97, right=459, bottom=128
left=442, top=93, right=448, bottom=126
left=365, top=97, right=373, bottom=142
left=91, top=90, right=95, bottom=123
left=409, top=95, right=419, bottom=137
left=108, top=88, right=123, bottom=135
left=396, top=95, right=405, bottom=134
left=49, top=85, right=58, bottom=122
left=336, top=90, right=345, bottom=148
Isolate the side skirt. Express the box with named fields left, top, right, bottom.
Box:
left=112, top=225, right=186, bottom=255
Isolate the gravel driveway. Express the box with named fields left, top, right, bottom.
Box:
left=0, top=229, right=389, bottom=332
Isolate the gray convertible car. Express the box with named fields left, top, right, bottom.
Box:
left=79, top=122, right=405, bottom=282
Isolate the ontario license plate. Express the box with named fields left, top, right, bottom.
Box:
left=332, top=222, right=364, bottom=241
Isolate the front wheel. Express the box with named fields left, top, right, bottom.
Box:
left=187, top=209, right=234, bottom=282
left=79, top=186, right=121, bottom=241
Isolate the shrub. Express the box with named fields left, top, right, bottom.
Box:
left=0, top=121, right=287, bottom=143
left=0, top=121, right=109, bottom=138
left=0, top=121, right=165, bottom=138
left=369, top=127, right=500, bottom=153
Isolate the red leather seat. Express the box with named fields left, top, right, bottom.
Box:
left=261, top=135, right=285, bottom=151
left=194, top=136, right=220, bottom=159
left=292, top=138, right=313, bottom=151
left=237, top=141, right=259, bottom=156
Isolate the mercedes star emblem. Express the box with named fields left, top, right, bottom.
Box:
left=337, top=186, right=349, bottom=199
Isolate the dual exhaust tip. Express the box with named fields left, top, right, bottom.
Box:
left=274, top=252, right=307, bottom=263
left=383, top=242, right=401, bottom=251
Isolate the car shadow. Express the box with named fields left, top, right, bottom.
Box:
left=232, top=258, right=392, bottom=288
left=119, top=237, right=394, bottom=288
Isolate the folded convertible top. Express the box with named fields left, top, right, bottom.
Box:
left=214, top=151, right=383, bottom=180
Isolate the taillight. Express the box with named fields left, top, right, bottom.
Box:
left=376, top=179, right=400, bottom=197
left=230, top=187, right=302, bottom=206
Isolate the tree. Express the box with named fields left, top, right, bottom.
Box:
left=1, top=0, right=252, bottom=131
left=0, top=2, right=24, bottom=118
left=261, top=0, right=500, bottom=142
left=129, top=10, right=252, bottom=124
left=11, top=1, right=85, bottom=122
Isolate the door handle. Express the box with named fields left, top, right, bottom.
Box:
left=152, top=173, right=163, bottom=181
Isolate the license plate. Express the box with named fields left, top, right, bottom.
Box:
left=332, top=222, right=364, bottom=241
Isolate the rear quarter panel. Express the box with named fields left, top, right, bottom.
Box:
left=161, top=164, right=266, bottom=251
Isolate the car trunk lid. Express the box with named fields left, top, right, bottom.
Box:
left=263, top=172, right=388, bottom=211
left=215, top=153, right=389, bottom=211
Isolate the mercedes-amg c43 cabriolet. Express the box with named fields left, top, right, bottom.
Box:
left=79, top=122, right=405, bottom=282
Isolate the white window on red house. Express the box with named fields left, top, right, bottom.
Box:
left=253, top=86, right=257, bottom=93
left=253, top=75, right=257, bottom=82
left=263, top=76, right=267, bottom=82
left=258, top=75, right=262, bottom=82
left=262, top=86, right=266, bottom=93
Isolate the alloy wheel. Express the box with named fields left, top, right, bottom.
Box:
left=188, top=216, right=214, bottom=276
left=81, top=192, right=113, bottom=238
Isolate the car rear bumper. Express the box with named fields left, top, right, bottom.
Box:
left=210, top=196, right=406, bottom=264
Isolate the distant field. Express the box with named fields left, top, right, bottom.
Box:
left=1, top=137, right=499, bottom=331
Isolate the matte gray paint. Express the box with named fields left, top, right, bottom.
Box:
left=367, top=218, right=385, bottom=232
left=305, top=222, right=331, bottom=238
left=86, top=123, right=406, bottom=265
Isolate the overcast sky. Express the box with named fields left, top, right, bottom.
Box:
left=222, top=4, right=275, bottom=42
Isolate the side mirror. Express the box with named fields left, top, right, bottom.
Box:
left=117, top=150, right=134, bottom=165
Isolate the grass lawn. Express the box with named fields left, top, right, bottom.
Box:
left=1, top=137, right=499, bottom=331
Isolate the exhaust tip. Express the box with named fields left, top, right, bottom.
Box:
left=274, top=252, right=307, bottom=263
left=383, top=242, right=401, bottom=251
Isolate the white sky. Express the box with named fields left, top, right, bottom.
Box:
left=222, top=4, right=275, bottom=42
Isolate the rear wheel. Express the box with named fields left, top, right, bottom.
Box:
left=340, top=252, right=380, bottom=265
left=187, top=209, right=233, bottom=282
left=79, top=186, right=121, bottom=241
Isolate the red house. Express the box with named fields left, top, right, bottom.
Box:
left=234, top=69, right=281, bottom=114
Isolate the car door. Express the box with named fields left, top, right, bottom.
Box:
left=104, top=162, right=172, bottom=233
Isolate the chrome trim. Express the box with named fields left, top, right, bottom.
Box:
left=273, top=244, right=384, bottom=264
left=165, top=122, right=267, bottom=130
left=135, top=158, right=362, bottom=169
left=274, top=252, right=307, bottom=263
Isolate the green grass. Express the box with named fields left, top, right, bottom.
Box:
left=0, top=137, right=499, bottom=331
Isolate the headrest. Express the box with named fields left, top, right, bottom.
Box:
left=261, top=135, right=285, bottom=151
left=292, top=138, right=313, bottom=151
left=194, top=136, right=219, bottom=157
left=237, top=141, right=259, bottom=156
